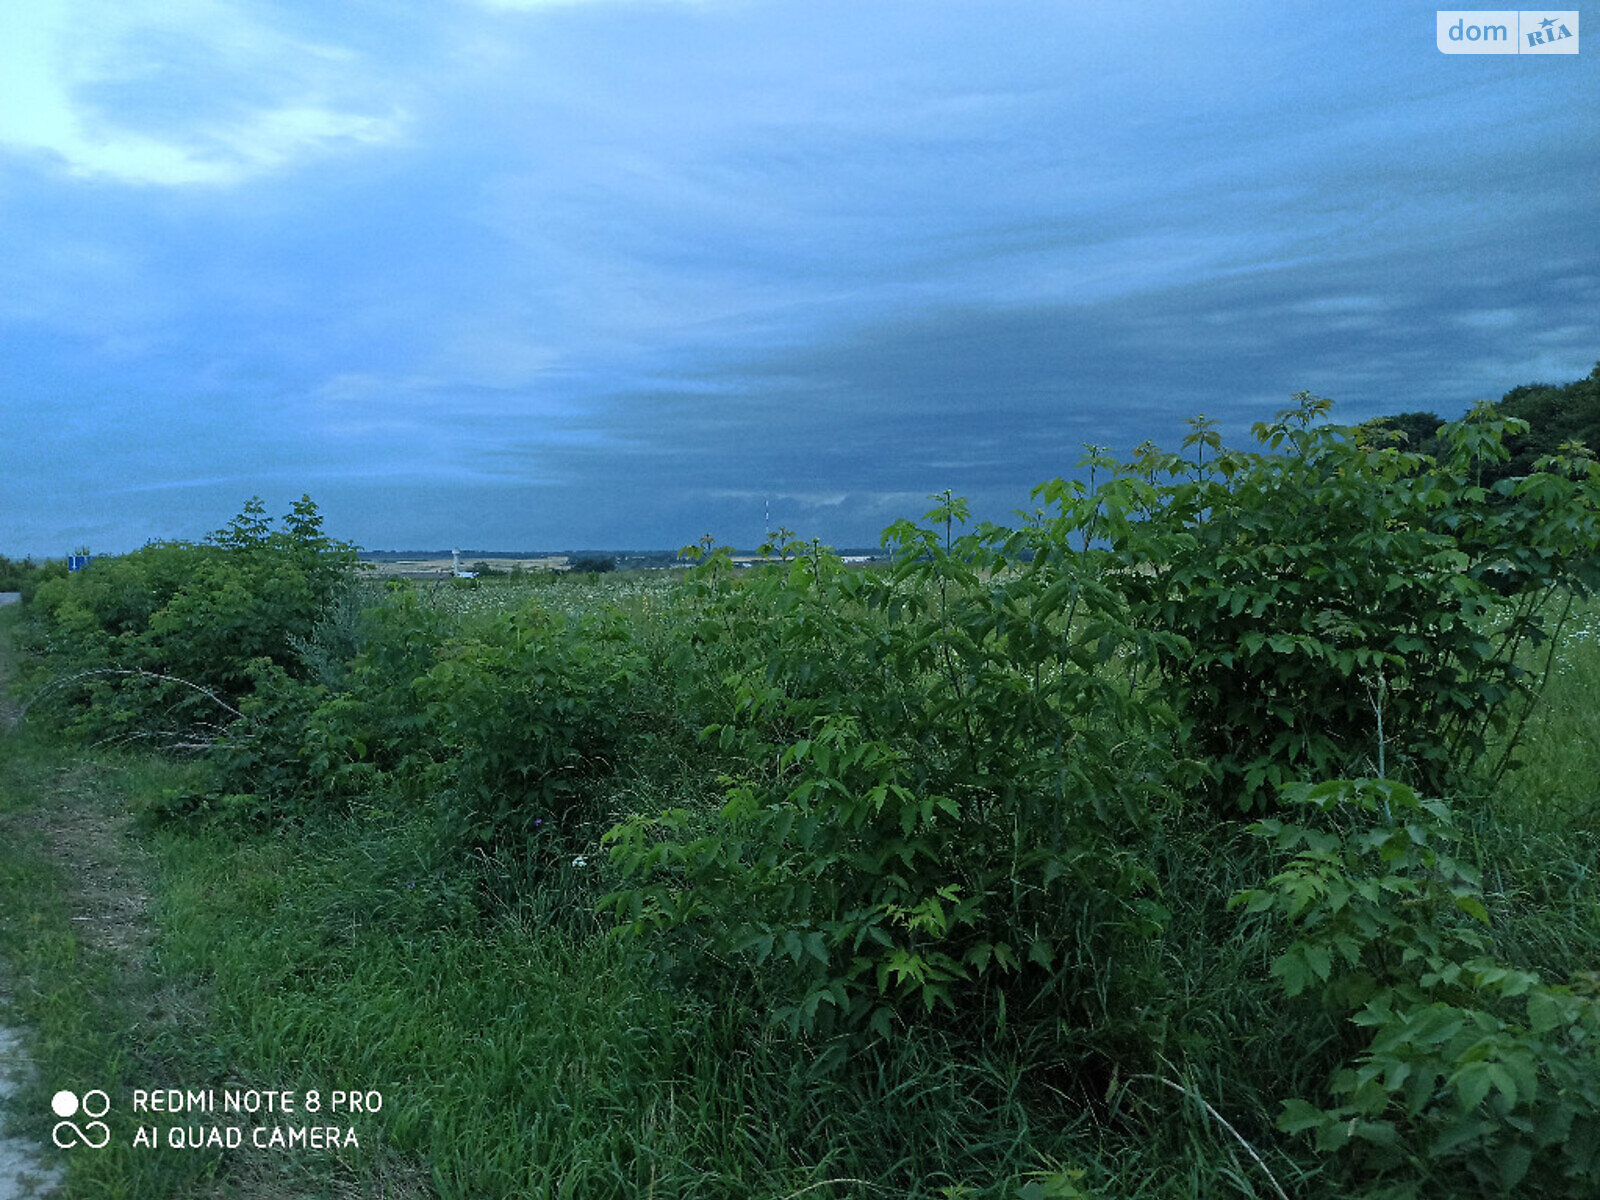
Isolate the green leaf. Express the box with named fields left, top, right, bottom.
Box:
left=781, top=930, right=804, bottom=963
left=1453, top=1061, right=1492, bottom=1111
left=1027, top=936, right=1053, bottom=969
left=1526, top=989, right=1565, bottom=1035
left=1498, top=1143, right=1533, bottom=1190
left=1271, top=949, right=1312, bottom=997
left=802, top=930, right=829, bottom=964
left=1277, top=1097, right=1329, bottom=1134
left=1454, top=894, right=1490, bottom=924
left=1485, top=1062, right=1518, bottom=1109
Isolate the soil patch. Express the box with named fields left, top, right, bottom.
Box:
left=0, top=1023, right=62, bottom=1200
left=22, top=767, right=154, bottom=963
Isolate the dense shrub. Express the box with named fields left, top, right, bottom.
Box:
left=24, top=496, right=358, bottom=747
left=200, top=585, right=456, bottom=821
left=0, top=553, right=64, bottom=600
left=1113, top=397, right=1600, bottom=810
left=604, top=400, right=1600, bottom=1046
left=201, top=589, right=642, bottom=861
left=416, top=602, right=639, bottom=856
left=606, top=495, right=1185, bottom=1048
left=1235, top=779, right=1600, bottom=1198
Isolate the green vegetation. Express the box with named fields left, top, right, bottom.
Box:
left=21, top=495, right=357, bottom=752
left=1368, top=361, right=1600, bottom=482
left=0, top=553, right=63, bottom=601
left=4, top=395, right=1600, bottom=1198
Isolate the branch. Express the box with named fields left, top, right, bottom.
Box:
left=19, top=668, right=247, bottom=723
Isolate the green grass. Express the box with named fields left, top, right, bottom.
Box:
left=374, top=571, right=682, bottom=626
left=0, top=735, right=1306, bottom=1198
left=0, top=726, right=231, bottom=1196
left=121, top=806, right=1265, bottom=1198
left=1499, top=597, right=1600, bottom=828
left=6, top=578, right=1600, bottom=1199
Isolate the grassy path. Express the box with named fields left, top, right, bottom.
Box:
left=0, top=609, right=204, bottom=1198
left=0, top=611, right=422, bottom=1199
left=0, top=610, right=64, bottom=1199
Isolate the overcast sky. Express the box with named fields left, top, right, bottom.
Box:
left=2, top=1, right=1595, bottom=555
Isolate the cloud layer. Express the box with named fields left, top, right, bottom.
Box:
left=2, top=1, right=1595, bottom=553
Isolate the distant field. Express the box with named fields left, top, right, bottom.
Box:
left=343, top=569, right=681, bottom=626
left=358, top=549, right=886, bottom=578
left=359, top=553, right=572, bottom=579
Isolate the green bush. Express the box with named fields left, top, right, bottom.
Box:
left=24, top=496, right=358, bottom=748
left=0, top=553, right=64, bottom=599
left=606, top=495, right=1182, bottom=1048
left=197, top=584, right=452, bottom=820
left=1235, top=778, right=1600, bottom=1197
left=17, top=398, right=1600, bottom=1194
left=1113, top=397, right=1600, bottom=811
left=416, top=602, right=639, bottom=858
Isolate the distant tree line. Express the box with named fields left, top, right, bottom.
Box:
left=1368, top=361, right=1600, bottom=478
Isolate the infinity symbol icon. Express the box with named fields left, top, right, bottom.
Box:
left=50, top=1089, right=111, bottom=1149
left=52, top=1119, right=111, bottom=1149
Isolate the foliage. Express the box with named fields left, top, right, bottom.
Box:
left=23, top=496, right=359, bottom=747
left=416, top=601, right=638, bottom=856
left=1114, top=395, right=1600, bottom=811
left=606, top=492, right=1183, bottom=1046
left=0, top=553, right=66, bottom=600
left=192, top=585, right=453, bottom=822
left=1234, top=778, right=1600, bottom=1197
left=1495, top=362, right=1600, bottom=480
left=1361, top=411, right=1446, bottom=458
left=14, top=387, right=1600, bottom=1197
left=1367, top=362, right=1600, bottom=481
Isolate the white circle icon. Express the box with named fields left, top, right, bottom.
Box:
left=50, top=1089, right=110, bottom=1149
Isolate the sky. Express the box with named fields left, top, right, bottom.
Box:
left=1, top=1, right=1595, bottom=555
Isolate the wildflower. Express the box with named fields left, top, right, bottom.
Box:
left=572, top=856, right=588, bottom=868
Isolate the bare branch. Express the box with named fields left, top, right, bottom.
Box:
left=19, top=668, right=247, bottom=723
